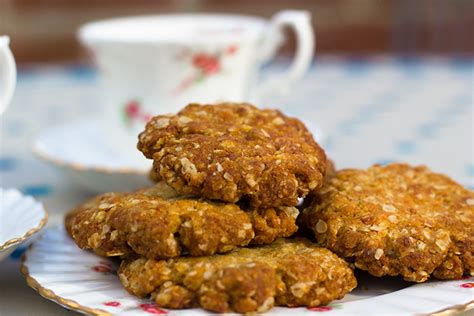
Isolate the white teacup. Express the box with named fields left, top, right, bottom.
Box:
left=79, top=11, right=314, bottom=152
left=0, top=36, right=17, bottom=115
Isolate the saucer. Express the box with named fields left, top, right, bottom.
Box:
left=32, top=119, right=152, bottom=192
left=0, top=188, right=48, bottom=261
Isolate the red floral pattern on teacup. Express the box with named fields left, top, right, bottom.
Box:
left=461, top=282, right=474, bottom=288
left=104, top=301, right=121, bottom=307
left=192, top=53, right=221, bottom=75
left=226, top=44, right=238, bottom=55
left=172, top=45, right=239, bottom=95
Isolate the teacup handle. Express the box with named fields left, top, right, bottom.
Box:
left=0, top=36, right=17, bottom=115
left=256, top=10, right=314, bottom=99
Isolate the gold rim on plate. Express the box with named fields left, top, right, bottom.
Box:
left=20, top=255, right=111, bottom=316
left=19, top=231, right=474, bottom=316
left=0, top=211, right=48, bottom=252
left=426, top=301, right=474, bottom=316
left=31, top=144, right=149, bottom=175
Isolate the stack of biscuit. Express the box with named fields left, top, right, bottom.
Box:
left=65, top=103, right=473, bottom=314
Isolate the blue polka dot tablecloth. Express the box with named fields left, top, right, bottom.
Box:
left=0, top=56, right=472, bottom=315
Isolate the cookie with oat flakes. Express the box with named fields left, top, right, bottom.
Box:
left=148, top=166, right=161, bottom=182
left=137, top=103, right=327, bottom=208
left=325, top=158, right=336, bottom=180
left=65, top=182, right=299, bottom=259
left=118, top=238, right=356, bottom=314
left=301, top=163, right=474, bottom=282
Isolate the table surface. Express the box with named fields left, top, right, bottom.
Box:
left=0, top=56, right=473, bottom=316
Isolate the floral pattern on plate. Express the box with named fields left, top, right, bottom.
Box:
left=21, top=226, right=473, bottom=315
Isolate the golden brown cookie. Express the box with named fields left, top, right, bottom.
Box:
left=148, top=167, right=161, bottom=182
left=65, top=182, right=298, bottom=259
left=137, top=103, right=327, bottom=208
left=325, top=158, right=336, bottom=180
left=301, top=163, right=474, bottom=282
left=118, top=238, right=356, bottom=314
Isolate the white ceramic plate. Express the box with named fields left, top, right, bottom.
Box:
left=32, top=119, right=152, bottom=192
left=0, top=188, right=48, bottom=261
left=22, top=227, right=473, bottom=316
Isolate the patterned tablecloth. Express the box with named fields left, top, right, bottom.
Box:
left=0, top=57, right=472, bottom=315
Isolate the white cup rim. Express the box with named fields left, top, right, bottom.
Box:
left=78, top=13, right=267, bottom=46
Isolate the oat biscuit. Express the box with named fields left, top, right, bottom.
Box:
left=137, top=103, right=327, bottom=208
left=325, top=158, right=336, bottom=180
left=65, top=183, right=298, bottom=259
left=118, top=238, right=356, bottom=313
left=301, top=163, right=474, bottom=282
left=149, top=167, right=161, bottom=182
